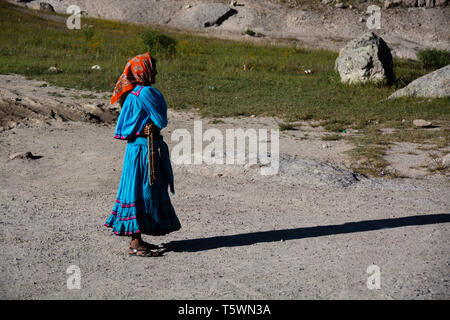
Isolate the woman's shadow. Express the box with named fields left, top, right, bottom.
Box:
left=159, top=213, right=450, bottom=254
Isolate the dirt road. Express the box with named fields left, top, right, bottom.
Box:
left=0, top=75, right=449, bottom=299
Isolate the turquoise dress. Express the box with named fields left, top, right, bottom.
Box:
left=104, top=85, right=181, bottom=236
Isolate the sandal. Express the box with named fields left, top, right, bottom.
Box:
left=128, top=248, right=160, bottom=257
left=140, top=241, right=160, bottom=250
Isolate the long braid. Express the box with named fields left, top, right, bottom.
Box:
left=148, top=123, right=157, bottom=185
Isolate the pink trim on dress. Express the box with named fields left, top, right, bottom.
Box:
left=119, top=216, right=136, bottom=221
left=130, top=86, right=144, bottom=97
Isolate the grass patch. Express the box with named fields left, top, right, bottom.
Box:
left=1, top=1, right=448, bottom=126
left=427, top=152, right=449, bottom=174
left=279, top=122, right=297, bottom=131
left=343, top=124, right=449, bottom=177
left=321, top=134, right=343, bottom=141
left=141, top=30, right=177, bottom=57
left=47, top=91, right=65, bottom=97
left=80, top=93, right=97, bottom=99
left=344, top=144, right=389, bottom=177
left=417, top=49, right=450, bottom=71
left=209, top=119, right=225, bottom=124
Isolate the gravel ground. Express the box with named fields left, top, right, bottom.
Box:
left=0, top=93, right=449, bottom=299
left=1, top=0, right=449, bottom=301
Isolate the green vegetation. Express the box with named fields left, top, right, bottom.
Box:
left=343, top=123, right=449, bottom=176
left=245, top=29, right=256, bottom=37
left=81, top=24, right=95, bottom=42
left=48, top=91, right=65, bottom=97
left=321, top=134, right=343, bottom=141
left=279, top=122, right=297, bottom=131
left=80, top=93, right=97, bottom=99
left=1, top=1, right=447, bottom=122
left=417, top=49, right=450, bottom=70
left=427, top=152, right=448, bottom=173
left=0, top=1, right=448, bottom=177
left=209, top=119, right=225, bottom=124
left=141, top=30, right=177, bottom=57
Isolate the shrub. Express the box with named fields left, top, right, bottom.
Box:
left=245, top=29, right=256, bottom=37
left=141, top=31, right=177, bottom=56
left=81, top=24, right=94, bottom=42
left=279, top=122, right=296, bottom=131
left=417, top=49, right=450, bottom=70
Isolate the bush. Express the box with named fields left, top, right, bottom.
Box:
left=81, top=24, right=94, bottom=42
left=141, top=31, right=177, bottom=56
left=245, top=29, right=256, bottom=37
left=278, top=122, right=296, bottom=131
left=417, top=49, right=450, bottom=70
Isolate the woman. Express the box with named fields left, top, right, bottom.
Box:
left=105, top=52, right=181, bottom=257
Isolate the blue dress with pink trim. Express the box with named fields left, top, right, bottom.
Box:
left=104, top=85, right=181, bottom=236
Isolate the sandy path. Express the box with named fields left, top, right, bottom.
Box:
left=1, top=99, right=449, bottom=299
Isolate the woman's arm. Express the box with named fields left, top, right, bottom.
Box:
left=139, top=87, right=168, bottom=130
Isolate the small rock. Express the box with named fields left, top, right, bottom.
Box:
left=39, top=2, right=54, bottom=12
left=384, top=0, right=394, bottom=8
left=359, top=17, right=366, bottom=23
left=48, top=66, right=63, bottom=74
left=413, top=119, right=432, bottom=127
left=230, top=0, right=237, bottom=6
left=335, top=2, right=344, bottom=8
left=441, top=154, right=450, bottom=167
left=9, top=152, right=34, bottom=160
left=184, top=4, right=191, bottom=9
left=91, top=65, right=101, bottom=70
left=28, top=2, right=55, bottom=12
left=249, top=164, right=259, bottom=169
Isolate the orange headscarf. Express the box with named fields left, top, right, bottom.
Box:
left=110, top=52, right=154, bottom=105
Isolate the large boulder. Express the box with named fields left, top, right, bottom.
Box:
left=335, top=32, right=395, bottom=84
left=388, top=65, right=450, bottom=99
left=27, top=2, right=55, bottom=12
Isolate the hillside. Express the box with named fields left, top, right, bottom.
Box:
left=10, top=0, right=450, bottom=59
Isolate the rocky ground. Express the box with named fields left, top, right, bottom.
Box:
left=10, top=0, right=450, bottom=59
left=0, top=74, right=449, bottom=299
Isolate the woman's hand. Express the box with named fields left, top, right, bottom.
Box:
left=143, top=123, right=151, bottom=136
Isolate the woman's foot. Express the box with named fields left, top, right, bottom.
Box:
left=128, top=247, right=160, bottom=257
left=129, top=235, right=160, bottom=256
